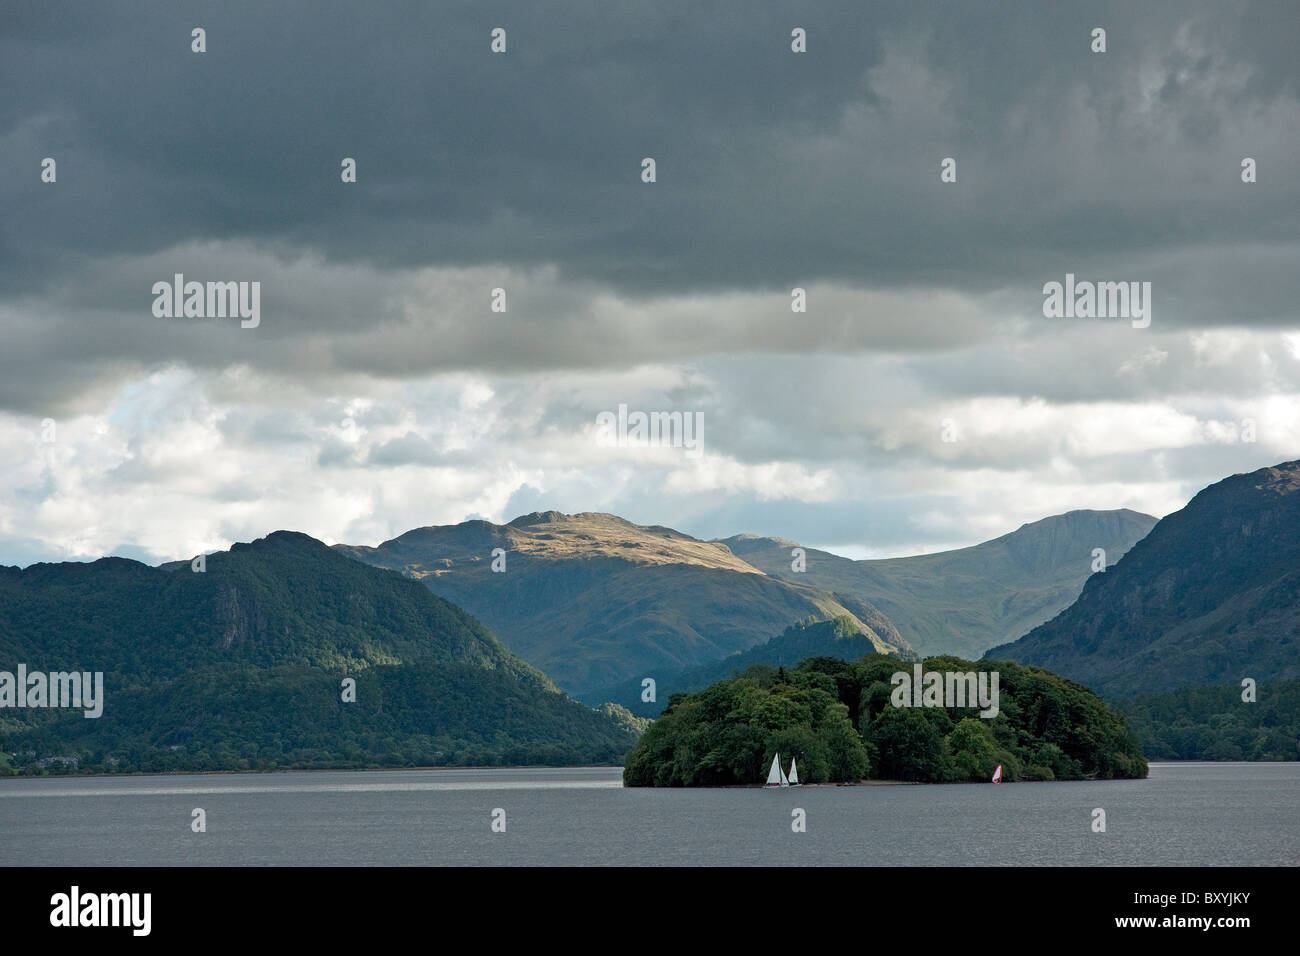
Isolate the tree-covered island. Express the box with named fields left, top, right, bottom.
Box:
left=623, top=654, right=1148, bottom=786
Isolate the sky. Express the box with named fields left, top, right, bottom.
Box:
left=2, top=0, right=1298, bottom=566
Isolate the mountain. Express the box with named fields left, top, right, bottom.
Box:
left=0, top=531, right=636, bottom=774
left=985, top=461, right=1300, bottom=697
left=590, top=615, right=894, bottom=718
left=719, top=509, right=1157, bottom=659
left=335, top=511, right=911, bottom=702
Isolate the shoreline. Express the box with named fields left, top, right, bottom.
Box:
left=0, top=760, right=1250, bottom=785
left=0, top=766, right=1194, bottom=786
left=0, top=763, right=624, bottom=782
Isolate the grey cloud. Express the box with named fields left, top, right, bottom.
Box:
left=2, top=1, right=1297, bottom=416
left=3, top=0, right=1295, bottom=294
left=2, top=1, right=1298, bottom=566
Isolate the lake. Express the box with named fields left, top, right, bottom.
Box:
left=1, top=762, right=1296, bottom=866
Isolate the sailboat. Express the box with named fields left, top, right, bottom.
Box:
left=788, top=757, right=801, bottom=786
left=991, top=764, right=1003, bottom=784
left=764, top=753, right=790, bottom=787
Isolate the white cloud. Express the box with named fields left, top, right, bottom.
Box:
left=3, top=331, right=1297, bottom=565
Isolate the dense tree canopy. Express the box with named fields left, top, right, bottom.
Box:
left=0, top=533, right=638, bottom=775
left=624, top=654, right=1148, bottom=786
left=1120, top=677, right=1300, bottom=761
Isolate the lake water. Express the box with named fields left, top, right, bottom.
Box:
left=1, top=762, right=1296, bottom=866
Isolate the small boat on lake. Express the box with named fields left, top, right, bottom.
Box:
left=765, top=753, right=790, bottom=787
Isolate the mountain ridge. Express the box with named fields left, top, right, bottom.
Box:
left=985, top=461, right=1300, bottom=696
left=717, top=508, right=1158, bottom=659
left=0, top=530, right=636, bottom=773
left=335, top=512, right=911, bottom=700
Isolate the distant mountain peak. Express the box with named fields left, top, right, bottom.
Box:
left=721, top=508, right=1157, bottom=659
left=1012, top=507, right=1153, bottom=532
left=355, top=512, right=753, bottom=573
left=336, top=513, right=909, bottom=697
left=717, top=532, right=802, bottom=552
left=506, top=511, right=648, bottom=532
left=507, top=510, right=572, bottom=527
left=987, top=458, right=1300, bottom=696
left=1242, top=460, right=1300, bottom=493
left=233, top=529, right=325, bottom=552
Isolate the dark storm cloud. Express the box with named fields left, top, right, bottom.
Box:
left=1, top=0, right=1297, bottom=415
left=4, top=0, right=1297, bottom=291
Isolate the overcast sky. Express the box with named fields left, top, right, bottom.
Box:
left=3, top=0, right=1298, bottom=566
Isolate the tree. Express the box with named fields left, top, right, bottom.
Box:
left=948, top=717, right=997, bottom=781
left=868, top=707, right=953, bottom=782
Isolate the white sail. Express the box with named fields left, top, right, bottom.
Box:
left=788, top=758, right=800, bottom=785
left=779, top=762, right=789, bottom=787
left=765, top=753, right=783, bottom=786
